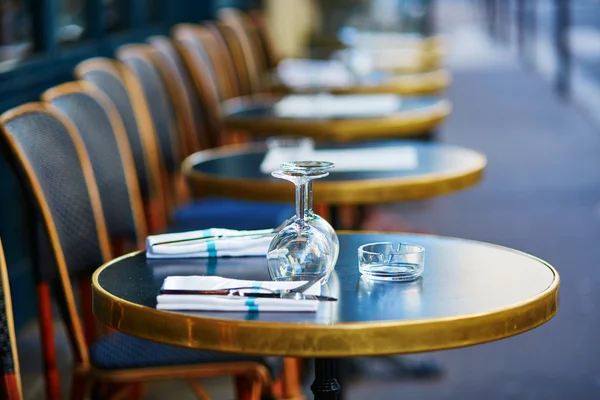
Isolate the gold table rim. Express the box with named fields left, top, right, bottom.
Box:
left=92, top=232, right=559, bottom=357
left=222, top=96, right=452, bottom=140
left=181, top=142, right=487, bottom=204
left=270, top=69, right=452, bottom=96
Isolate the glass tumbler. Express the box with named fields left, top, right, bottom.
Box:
left=267, top=161, right=337, bottom=282
left=358, top=242, right=425, bottom=281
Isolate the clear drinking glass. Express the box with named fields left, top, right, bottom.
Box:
left=267, top=161, right=337, bottom=283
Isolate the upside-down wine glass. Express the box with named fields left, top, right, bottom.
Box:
left=301, top=162, right=339, bottom=277
left=267, top=161, right=337, bottom=283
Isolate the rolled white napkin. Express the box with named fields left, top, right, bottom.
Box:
left=146, top=228, right=274, bottom=259
left=157, top=276, right=321, bottom=312
left=276, top=58, right=353, bottom=88
left=260, top=146, right=418, bottom=174
left=273, top=94, right=402, bottom=119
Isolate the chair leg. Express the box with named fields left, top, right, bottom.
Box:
left=70, top=374, right=88, bottom=400
left=127, top=383, right=143, bottom=400
left=36, top=282, right=61, bottom=400
left=187, top=379, right=210, bottom=400
left=78, top=276, right=96, bottom=346
left=2, top=373, right=21, bottom=400
left=145, top=198, right=168, bottom=234
left=108, top=385, right=136, bottom=400
left=174, top=173, right=190, bottom=206
left=280, top=358, right=304, bottom=400
left=250, top=380, right=263, bottom=400
left=235, top=375, right=253, bottom=400
left=313, top=204, right=330, bottom=222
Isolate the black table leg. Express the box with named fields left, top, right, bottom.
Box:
left=310, top=358, right=341, bottom=399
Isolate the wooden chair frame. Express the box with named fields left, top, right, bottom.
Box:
left=218, top=8, right=267, bottom=94
left=173, top=24, right=238, bottom=101
left=74, top=58, right=169, bottom=234
left=172, top=24, right=230, bottom=147
left=0, top=239, right=24, bottom=400
left=147, top=36, right=209, bottom=153
left=116, top=45, right=190, bottom=208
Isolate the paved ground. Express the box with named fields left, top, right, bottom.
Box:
left=356, top=55, right=600, bottom=400
left=345, top=3, right=600, bottom=399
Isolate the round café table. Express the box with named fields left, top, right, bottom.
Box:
left=309, top=38, right=444, bottom=74
left=223, top=95, right=451, bottom=141
left=182, top=141, right=486, bottom=205
left=271, top=69, right=452, bottom=96
left=92, top=233, right=559, bottom=399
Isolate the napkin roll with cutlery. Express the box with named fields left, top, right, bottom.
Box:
left=157, top=276, right=323, bottom=312
left=146, top=228, right=275, bottom=259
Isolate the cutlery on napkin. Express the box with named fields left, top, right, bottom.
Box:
left=156, top=276, right=326, bottom=312
left=146, top=228, right=275, bottom=259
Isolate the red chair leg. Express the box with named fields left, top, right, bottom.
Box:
left=128, top=383, right=143, bottom=400
left=70, top=374, right=87, bottom=400
left=2, top=373, right=21, bottom=400
left=313, top=204, right=330, bottom=222
left=36, top=282, right=61, bottom=400
left=235, top=375, right=253, bottom=400
left=78, top=277, right=95, bottom=346
left=145, top=198, right=167, bottom=234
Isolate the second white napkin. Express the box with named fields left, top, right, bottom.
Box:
left=146, top=228, right=274, bottom=259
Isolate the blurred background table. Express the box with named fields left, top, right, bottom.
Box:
left=223, top=95, right=451, bottom=141
left=92, top=232, right=559, bottom=399
left=270, top=62, right=451, bottom=96
left=183, top=141, right=486, bottom=205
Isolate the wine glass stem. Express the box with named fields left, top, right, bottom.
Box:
left=295, top=180, right=306, bottom=223
left=306, top=180, right=313, bottom=213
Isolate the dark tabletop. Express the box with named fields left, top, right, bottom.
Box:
left=92, top=233, right=559, bottom=357
left=222, top=94, right=451, bottom=141
left=190, top=141, right=482, bottom=182
left=183, top=141, right=486, bottom=204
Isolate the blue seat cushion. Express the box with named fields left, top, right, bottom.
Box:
left=90, top=332, right=282, bottom=377
left=171, top=197, right=293, bottom=232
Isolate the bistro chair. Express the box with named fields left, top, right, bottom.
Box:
left=247, top=9, right=281, bottom=70
left=173, top=24, right=252, bottom=144
left=0, top=239, right=23, bottom=400
left=0, top=103, right=282, bottom=400
left=116, top=46, right=182, bottom=179
left=147, top=35, right=209, bottom=153
left=173, top=23, right=238, bottom=101
left=205, top=21, right=257, bottom=97
left=113, top=44, right=293, bottom=232
left=116, top=44, right=186, bottom=208
left=42, top=81, right=148, bottom=346
left=218, top=8, right=268, bottom=93
left=42, top=81, right=147, bottom=255
left=75, top=58, right=168, bottom=234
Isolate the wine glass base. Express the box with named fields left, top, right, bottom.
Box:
left=359, top=265, right=423, bottom=281
left=272, top=273, right=332, bottom=284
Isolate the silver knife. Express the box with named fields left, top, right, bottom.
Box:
left=158, top=271, right=335, bottom=300
left=158, top=289, right=337, bottom=301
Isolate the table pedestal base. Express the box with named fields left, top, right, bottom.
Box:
left=310, top=358, right=341, bottom=399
